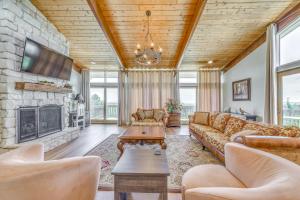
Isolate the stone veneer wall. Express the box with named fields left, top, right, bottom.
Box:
left=0, top=0, right=80, bottom=152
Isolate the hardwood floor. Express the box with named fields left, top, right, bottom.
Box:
left=46, top=124, right=189, bottom=200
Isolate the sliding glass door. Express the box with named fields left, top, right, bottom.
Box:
left=90, top=71, right=118, bottom=123
left=278, top=68, right=300, bottom=127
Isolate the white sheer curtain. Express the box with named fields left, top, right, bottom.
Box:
left=118, top=70, right=177, bottom=125
left=264, top=23, right=278, bottom=124
left=197, top=70, right=221, bottom=112
left=81, top=70, right=90, bottom=112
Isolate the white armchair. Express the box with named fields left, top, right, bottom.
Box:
left=0, top=143, right=101, bottom=200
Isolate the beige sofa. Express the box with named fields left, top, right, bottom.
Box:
left=0, top=143, right=101, bottom=200
left=182, top=143, right=300, bottom=200
left=189, top=112, right=300, bottom=163
left=131, top=108, right=168, bottom=126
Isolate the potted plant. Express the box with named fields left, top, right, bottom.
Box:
left=165, top=98, right=182, bottom=113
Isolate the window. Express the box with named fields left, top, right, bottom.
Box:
left=90, top=71, right=118, bottom=123
left=179, top=72, right=197, bottom=121
left=279, top=19, right=300, bottom=66
left=278, top=69, right=300, bottom=128
left=277, top=17, right=300, bottom=127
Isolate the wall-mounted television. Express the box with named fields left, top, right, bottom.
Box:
left=21, top=38, right=73, bottom=80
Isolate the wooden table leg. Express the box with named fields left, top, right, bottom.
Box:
left=160, top=139, right=167, bottom=149
left=117, top=140, right=124, bottom=158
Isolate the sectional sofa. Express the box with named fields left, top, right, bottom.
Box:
left=189, top=112, right=300, bottom=164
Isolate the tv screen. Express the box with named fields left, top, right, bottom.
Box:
left=21, top=38, right=73, bottom=80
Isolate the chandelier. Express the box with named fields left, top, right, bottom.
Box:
left=135, top=10, right=162, bottom=65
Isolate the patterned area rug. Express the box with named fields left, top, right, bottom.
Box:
left=86, top=134, right=221, bottom=191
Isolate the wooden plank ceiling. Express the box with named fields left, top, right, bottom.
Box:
left=32, top=0, right=298, bottom=70
left=31, top=0, right=119, bottom=70
left=181, top=0, right=299, bottom=69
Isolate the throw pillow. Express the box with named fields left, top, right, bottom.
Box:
left=194, top=112, right=210, bottom=125
left=154, top=111, right=165, bottom=122
left=209, top=112, right=220, bottom=126
left=224, top=117, right=246, bottom=137
left=132, top=113, right=139, bottom=121
left=144, top=109, right=154, bottom=119
left=212, top=113, right=231, bottom=132
left=137, top=109, right=145, bottom=120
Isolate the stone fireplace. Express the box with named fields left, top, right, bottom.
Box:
left=17, top=105, right=64, bottom=143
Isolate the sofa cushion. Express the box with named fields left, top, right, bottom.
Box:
left=194, top=112, right=210, bottom=125
left=278, top=126, right=300, bottom=137
left=190, top=123, right=222, bottom=137
left=242, top=122, right=278, bottom=136
left=224, top=117, right=246, bottom=137
left=209, top=112, right=220, bottom=126
left=202, top=131, right=229, bottom=153
left=132, top=119, right=164, bottom=126
left=154, top=110, right=165, bottom=122
left=137, top=109, right=145, bottom=120
left=144, top=109, right=154, bottom=119
left=212, top=113, right=231, bottom=132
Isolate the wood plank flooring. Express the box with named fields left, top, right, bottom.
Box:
left=46, top=124, right=189, bottom=200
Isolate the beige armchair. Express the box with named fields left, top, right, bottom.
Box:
left=0, top=143, right=101, bottom=200
left=182, top=143, right=300, bottom=200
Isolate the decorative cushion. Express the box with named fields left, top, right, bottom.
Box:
left=136, top=109, right=145, bottom=120
left=209, top=112, right=220, bottom=127
left=224, top=117, right=246, bottom=137
left=212, top=113, right=231, bottom=132
left=154, top=111, right=165, bottom=122
left=242, top=122, right=278, bottom=136
left=144, top=109, right=154, bottom=119
left=194, top=112, right=210, bottom=125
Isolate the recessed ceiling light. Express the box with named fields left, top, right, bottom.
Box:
left=91, top=61, right=96, bottom=65
left=208, top=60, right=213, bottom=64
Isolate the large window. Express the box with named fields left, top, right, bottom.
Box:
left=179, top=72, right=197, bottom=121
left=90, top=71, right=118, bottom=123
left=278, top=18, right=300, bottom=127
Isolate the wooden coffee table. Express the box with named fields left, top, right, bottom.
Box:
left=117, top=126, right=167, bottom=157
left=112, top=149, right=170, bottom=200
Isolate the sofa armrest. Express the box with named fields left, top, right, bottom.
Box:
left=131, top=113, right=138, bottom=122
left=234, top=135, right=300, bottom=149
left=230, top=130, right=259, bottom=142
left=188, top=115, right=195, bottom=124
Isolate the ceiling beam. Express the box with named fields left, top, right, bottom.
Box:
left=87, top=0, right=126, bottom=69
left=222, top=33, right=266, bottom=73
left=174, top=0, right=207, bottom=69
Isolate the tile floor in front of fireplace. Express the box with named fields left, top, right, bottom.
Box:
left=46, top=124, right=188, bottom=200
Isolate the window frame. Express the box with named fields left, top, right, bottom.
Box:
left=90, top=71, right=119, bottom=124
left=277, top=17, right=300, bottom=72
left=178, top=71, right=198, bottom=122
left=276, top=17, right=300, bottom=126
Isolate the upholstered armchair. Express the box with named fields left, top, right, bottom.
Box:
left=0, top=143, right=101, bottom=200
left=182, top=143, right=300, bottom=200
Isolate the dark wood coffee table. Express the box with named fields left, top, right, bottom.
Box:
left=117, top=126, right=167, bottom=157
left=112, top=149, right=170, bottom=200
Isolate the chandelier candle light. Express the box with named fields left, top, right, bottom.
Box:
left=135, top=10, right=162, bottom=65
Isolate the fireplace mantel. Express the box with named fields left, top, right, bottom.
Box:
left=15, top=82, right=72, bottom=94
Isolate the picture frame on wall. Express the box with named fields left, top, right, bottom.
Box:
left=232, top=78, right=251, bottom=101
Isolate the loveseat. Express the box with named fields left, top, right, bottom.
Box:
left=189, top=112, right=300, bottom=164
left=131, top=108, right=168, bottom=126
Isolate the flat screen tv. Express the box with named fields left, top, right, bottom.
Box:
left=21, top=38, right=73, bottom=80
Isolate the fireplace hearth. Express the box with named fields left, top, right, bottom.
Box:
left=17, top=105, right=64, bottom=143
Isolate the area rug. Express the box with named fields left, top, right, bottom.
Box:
left=86, top=134, right=221, bottom=191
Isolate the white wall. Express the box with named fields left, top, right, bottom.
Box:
left=222, top=43, right=267, bottom=121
